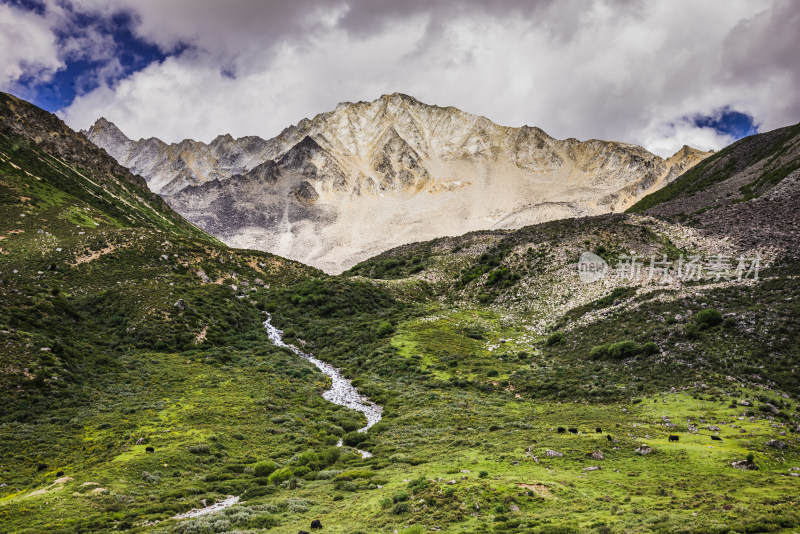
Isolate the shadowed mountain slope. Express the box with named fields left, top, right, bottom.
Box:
left=628, top=121, right=800, bottom=256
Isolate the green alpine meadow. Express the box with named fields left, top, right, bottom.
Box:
left=1, top=3, right=799, bottom=532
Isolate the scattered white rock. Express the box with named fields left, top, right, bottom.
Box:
left=731, top=460, right=758, bottom=470
left=173, top=496, right=240, bottom=519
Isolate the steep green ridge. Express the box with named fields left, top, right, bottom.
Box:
left=0, top=93, right=211, bottom=238
left=0, top=94, right=798, bottom=533
left=627, top=121, right=800, bottom=216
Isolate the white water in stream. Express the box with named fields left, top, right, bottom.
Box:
left=263, top=313, right=383, bottom=452
left=174, top=314, right=383, bottom=521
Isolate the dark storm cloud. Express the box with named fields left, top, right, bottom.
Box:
left=720, top=0, right=800, bottom=126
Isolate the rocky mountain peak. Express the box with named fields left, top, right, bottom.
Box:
left=87, top=116, right=121, bottom=133
left=84, top=94, right=712, bottom=272
left=210, top=133, right=236, bottom=146
left=83, top=116, right=130, bottom=145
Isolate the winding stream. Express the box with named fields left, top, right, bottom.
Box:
left=174, top=314, right=383, bottom=521
left=263, top=313, right=383, bottom=449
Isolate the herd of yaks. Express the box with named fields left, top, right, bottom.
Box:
left=556, top=427, right=723, bottom=442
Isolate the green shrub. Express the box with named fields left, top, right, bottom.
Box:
left=546, top=332, right=565, bottom=346
left=292, top=466, right=311, bottom=477
left=393, top=491, right=409, bottom=503
left=608, top=340, right=639, bottom=359
left=336, top=480, right=359, bottom=492
left=589, top=344, right=610, bottom=360
left=267, top=466, right=294, bottom=485
left=249, top=514, right=280, bottom=528
left=695, top=308, right=723, bottom=329
left=479, top=470, right=489, bottom=478
left=295, top=450, right=320, bottom=470
left=342, top=431, right=368, bottom=447
left=253, top=460, right=278, bottom=477
left=640, top=342, right=660, bottom=355
left=377, top=322, right=395, bottom=337
left=321, top=446, right=341, bottom=466
left=188, top=444, right=210, bottom=454
left=392, top=502, right=410, bottom=514
left=407, top=476, right=429, bottom=491
left=461, top=324, right=487, bottom=339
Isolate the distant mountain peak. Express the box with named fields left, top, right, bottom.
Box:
left=84, top=117, right=126, bottom=138
left=84, top=93, right=712, bottom=273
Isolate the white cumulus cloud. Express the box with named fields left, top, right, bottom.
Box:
left=0, top=3, right=62, bottom=93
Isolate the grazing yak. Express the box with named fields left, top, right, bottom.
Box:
left=668, top=435, right=680, bottom=442
left=145, top=446, right=155, bottom=453
left=56, top=471, right=64, bottom=477
left=606, top=435, right=613, bottom=442
left=557, top=427, right=566, bottom=434
left=311, top=519, right=322, bottom=530
left=37, top=463, right=47, bottom=472
left=299, top=531, right=310, bottom=534
left=568, top=428, right=578, bottom=434
left=711, top=436, right=723, bottom=441
left=596, top=427, right=602, bottom=433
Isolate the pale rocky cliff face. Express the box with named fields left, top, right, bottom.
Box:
left=84, top=93, right=710, bottom=273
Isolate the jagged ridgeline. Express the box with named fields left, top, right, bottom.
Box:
left=85, top=93, right=711, bottom=273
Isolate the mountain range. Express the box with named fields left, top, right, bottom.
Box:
left=84, top=93, right=710, bottom=272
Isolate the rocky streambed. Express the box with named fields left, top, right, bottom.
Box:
left=174, top=314, right=383, bottom=521
left=263, top=313, right=383, bottom=447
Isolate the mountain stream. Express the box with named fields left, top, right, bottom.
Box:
left=175, top=313, right=383, bottom=520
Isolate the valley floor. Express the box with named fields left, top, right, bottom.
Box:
left=1, top=307, right=798, bottom=534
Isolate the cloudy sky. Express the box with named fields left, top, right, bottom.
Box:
left=2, top=0, right=799, bottom=156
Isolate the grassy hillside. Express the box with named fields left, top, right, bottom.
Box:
left=1, top=94, right=798, bottom=533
